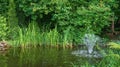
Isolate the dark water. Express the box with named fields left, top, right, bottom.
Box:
left=0, top=47, right=100, bottom=67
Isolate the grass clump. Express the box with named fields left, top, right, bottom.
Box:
left=107, top=42, right=120, bottom=49
left=9, top=22, right=73, bottom=48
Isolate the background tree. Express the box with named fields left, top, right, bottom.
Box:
left=7, top=0, right=19, bottom=39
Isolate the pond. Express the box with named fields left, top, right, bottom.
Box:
left=0, top=47, right=101, bottom=67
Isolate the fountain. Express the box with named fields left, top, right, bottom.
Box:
left=72, top=33, right=105, bottom=58
left=83, top=34, right=99, bottom=54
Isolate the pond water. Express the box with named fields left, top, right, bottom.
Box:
left=0, top=47, right=101, bottom=67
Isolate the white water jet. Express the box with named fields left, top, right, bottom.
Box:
left=83, top=34, right=99, bottom=54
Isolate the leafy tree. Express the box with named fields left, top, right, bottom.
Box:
left=52, top=0, right=114, bottom=42
left=0, top=0, right=8, bottom=16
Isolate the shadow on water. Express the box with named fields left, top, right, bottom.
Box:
left=0, top=47, right=101, bottom=67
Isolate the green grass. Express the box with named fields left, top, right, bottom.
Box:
left=9, top=22, right=73, bottom=48
left=98, top=51, right=120, bottom=67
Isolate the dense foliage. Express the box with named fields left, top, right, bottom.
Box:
left=0, top=0, right=8, bottom=15
left=0, top=0, right=120, bottom=46
left=0, top=15, right=8, bottom=40
left=14, top=0, right=116, bottom=42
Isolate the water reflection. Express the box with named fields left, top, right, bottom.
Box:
left=0, top=47, right=100, bottom=67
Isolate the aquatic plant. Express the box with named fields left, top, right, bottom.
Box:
left=9, top=22, right=73, bottom=48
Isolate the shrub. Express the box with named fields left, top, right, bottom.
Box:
left=0, top=15, right=8, bottom=40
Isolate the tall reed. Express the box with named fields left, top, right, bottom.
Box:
left=10, top=22, right=40, bottom=47
left=9, top=22, right=74, bottom=48
left=62, top=27, right=73, bottom=48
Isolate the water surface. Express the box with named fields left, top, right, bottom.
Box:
left=0, top=47, right=100, bottom=67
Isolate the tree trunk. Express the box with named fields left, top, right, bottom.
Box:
left=111, top=16, right=115, bottom=34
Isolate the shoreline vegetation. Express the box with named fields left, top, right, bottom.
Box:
left=7, top=22, right=74, bottom=48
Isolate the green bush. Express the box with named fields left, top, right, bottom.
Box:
left=98, top=54, right=120, bottom=67
left=0, top=15, right=8, bottom=40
